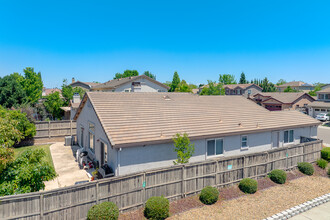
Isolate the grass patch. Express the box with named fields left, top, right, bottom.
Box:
left=13, top=145, right=54, bottom=169
left=323, top=123, right=330, bottom=127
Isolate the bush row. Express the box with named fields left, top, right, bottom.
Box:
left=321, top=147, right=330, bottom=161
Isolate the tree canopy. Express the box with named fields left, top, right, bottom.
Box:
left=43, top=92, right=64, bottom=120
left=61, top=79, right=85, bottom=106
left=143, top=71, right=156, bottom=79
left=284, top=86, right=299, bottom=92
left=174, top=80, right=193, bottom=93
left=239, top=72, right=247, bottom=84
left=276, top=79, right=287, bottom=86
left=200, top=80, right=225, bottom=96
left=219, top=74, right=236, bottom=85
left=114, top=70, right=139, bottom=79
left=21, top=67, right=43, bottom=104
left=0, top=73, right=27, bottom=108
left=170, top=71, right=181, bottom=92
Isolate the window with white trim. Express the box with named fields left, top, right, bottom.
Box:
left=284, top=130, right=294, bottom=143
left=248, top=89, right=252, bottom=94
left=241, top=135, right=248, bottom=149
left=207, top=139, right=223, bottom=156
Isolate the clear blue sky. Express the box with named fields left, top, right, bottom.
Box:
left=1, top=0, right=330, bottom=88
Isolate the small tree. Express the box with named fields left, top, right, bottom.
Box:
left=239, top=72, right=247, bottom=84
left=143, top=71, right=156, bottom=79
left=173, top=133, right=195, bottom=165
left=170, top=71, right=180, bottom=92
left=44, top=91, right=64, bottom=120
left=219, top=74, right=236, bottom=85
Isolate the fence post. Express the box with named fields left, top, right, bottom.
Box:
left=215, top=160, right=219, bottom=187
left=286, top=147, right=289, bottom=170
left=243, top=156, right=246, bottom=178
left=40, top=194, right=44, bottom=219
left=48, top=121, right=51, bottom=139
left=142, top=172, right=146, bottom=206
left=96, top=182, right=99, bottom=204
left=182, top=165, right=186, bottom=198
left=70, top=120, right=72, bottom=136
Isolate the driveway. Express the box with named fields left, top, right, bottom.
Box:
left=318, top=125, right=330, bottom=146
left=44, top=142, right=90, bottom=190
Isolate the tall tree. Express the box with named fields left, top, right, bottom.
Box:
left=43, top=92, right=64, bottom=120
left=309, top=83, right=325, bottom=96
left=219, top=74, right=236, bottom=85
left=143, top=71, right=156, bottom=79
left=200, top=80, right=225, bottom=96
left=21, top=67, right=43, bottom=104
left=170, top=71, right=180, bottom=92
left=0, top=73, right=27, bottom=108
left=175, top=80, right=192, bottom=93
left=113, top=70, right=139, bottom=79
left=239, top=72, right=247, bottom=84
left=276, top=79, right=287, bottom=86
left=173, top=133, right=195, bottom=165
left=284, top=86, right=299, bottom=92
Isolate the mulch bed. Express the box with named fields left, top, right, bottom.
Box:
left=120, top=166, right=329, bottom=219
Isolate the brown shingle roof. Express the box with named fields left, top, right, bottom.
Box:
left=255, top=92, right=314, bottom=104
left=91, top=75, right=169, bottom=90
left=318, top=87, right=330, bottom=93
left=75, top=92, right=320, bottom=148
left=224, top=84, right=262, bottom=90
left=276, top=81, right=313, bottom=88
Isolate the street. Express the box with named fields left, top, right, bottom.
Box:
left=318, top=125, right=330, bottom=145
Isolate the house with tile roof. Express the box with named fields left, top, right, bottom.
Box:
left=275, top=81, right=315, bottom=93
left=308, top=86, right=330, bottom=117
left=70, top=78, right=101, bottom=91
left=74, top=92, right=320, bottom=176
left=198, top=83, right=262, bottom=97
left=91, top=75, right=169, bottom=92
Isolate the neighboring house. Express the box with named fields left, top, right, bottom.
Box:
left=74, top=92, right=320, bottom=176
left=198, top=83, right=262, bottom=97
left=276, top=81, right=315, bottom=92
left=308, top=86, right=330, bottom=117
left=60, top=93, right=81, bottom=120
left=70, top=78, right=100, bottom=91
left=223, top=84, right=262, bottom=98
left=91, top=75, right=169, bottom=92
left=252, top=92, right=315, bottom=112
left=42, top=88, right=62, bottom=96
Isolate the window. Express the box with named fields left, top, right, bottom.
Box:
left=315, top=109, right=320, bottom=111
left=321, top=109, right=326, bottom=112
left=89, top=122, right=95, bottom=153
left=248, top=89, right=252, bottom=94
left=236, top=89, right=241, bottom=95
left=284, top=130, right=294, bottom=143
left=241, top=135, right=248, bottom=149
left=124, top=89, right=130, bottom=92
left=207, top=139, right=223, bottom=156
left=100, top=141, right=108, bottom=165
left=319, top=94, right=325, bottom=100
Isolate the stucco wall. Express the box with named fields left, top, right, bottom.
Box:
left=76, top=99, right=118, bottom=173
left=242, top=86, right=262, bottom=98
left=115, top=78, right=168, bottom=92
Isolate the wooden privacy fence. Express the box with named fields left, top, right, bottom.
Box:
left=34, top=120, right=77, bottom=139
left=0, top=140, right=322, bottom=220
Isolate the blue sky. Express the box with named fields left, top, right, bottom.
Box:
left=0, top=0, right=330, bottom=88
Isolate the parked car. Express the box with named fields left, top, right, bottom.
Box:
left=315, top=113, right=330, bottom=121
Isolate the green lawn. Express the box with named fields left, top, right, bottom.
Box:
left=13, top=145, right=54, bottom=169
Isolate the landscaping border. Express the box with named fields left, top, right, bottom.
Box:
left=264, top=193, right=330, bottom=220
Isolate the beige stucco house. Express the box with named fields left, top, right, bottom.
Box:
left=276, top=81, right=315, bottom=92
left=308, top=86, right=330, bottom=117
left=74, top=92, right=320, bottom=176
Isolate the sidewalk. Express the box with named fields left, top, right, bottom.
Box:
left=44, top=142, right=90, bottom=190
left=290, top=201, right=330, bottom=220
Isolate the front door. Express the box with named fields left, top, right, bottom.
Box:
left=272, top=131, right=280, bottom=148
left=100, top=142, right=108, bottom=166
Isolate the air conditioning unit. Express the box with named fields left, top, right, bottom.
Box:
left=65, top=136, right=72, bottom=146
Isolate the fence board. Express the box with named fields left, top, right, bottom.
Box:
left=0, top=140, right=322, bottom=219
left=34, top=121, right=77, bottom=140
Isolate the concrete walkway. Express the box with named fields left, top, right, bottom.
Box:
left=44, top=142, right=90, bottom=190
left=290, top=201, right=330, bottom=220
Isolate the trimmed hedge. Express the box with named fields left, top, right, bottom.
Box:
left=269, top=169, right=287, bottom=184
left=144, top=196, right=169, bottom=220
left=87, top=202, right=119, bottom=220
left=238, top=178, right=258, bottom=194
left=316, top=159, right=328, bottom=169
left=298, top=162, right=314, bottom=176
left=199, top=186, right=219, bottom=205
left=321, top=147, right=330, bottom=161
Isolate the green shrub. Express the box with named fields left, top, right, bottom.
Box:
left=87, top=202, right=119, bottom=220
left=238, top=178, right=258, bottom=194
left=298, top=162, right=314, bottom=175
left=316, top=159, right=328, bottom=169
left=321, top=147, right=330, bottom=161
left=269, top=169, right=287, bottom=184
left=144, top=196, right=169, bottom=220
left=328, top=168, right=330, bottom=177
left=199, top=186, right=219, bottom=205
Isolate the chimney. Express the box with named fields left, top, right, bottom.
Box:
left=72, top=77, right=75, bottom=83
left=73, top=93, right=80, bottom=103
